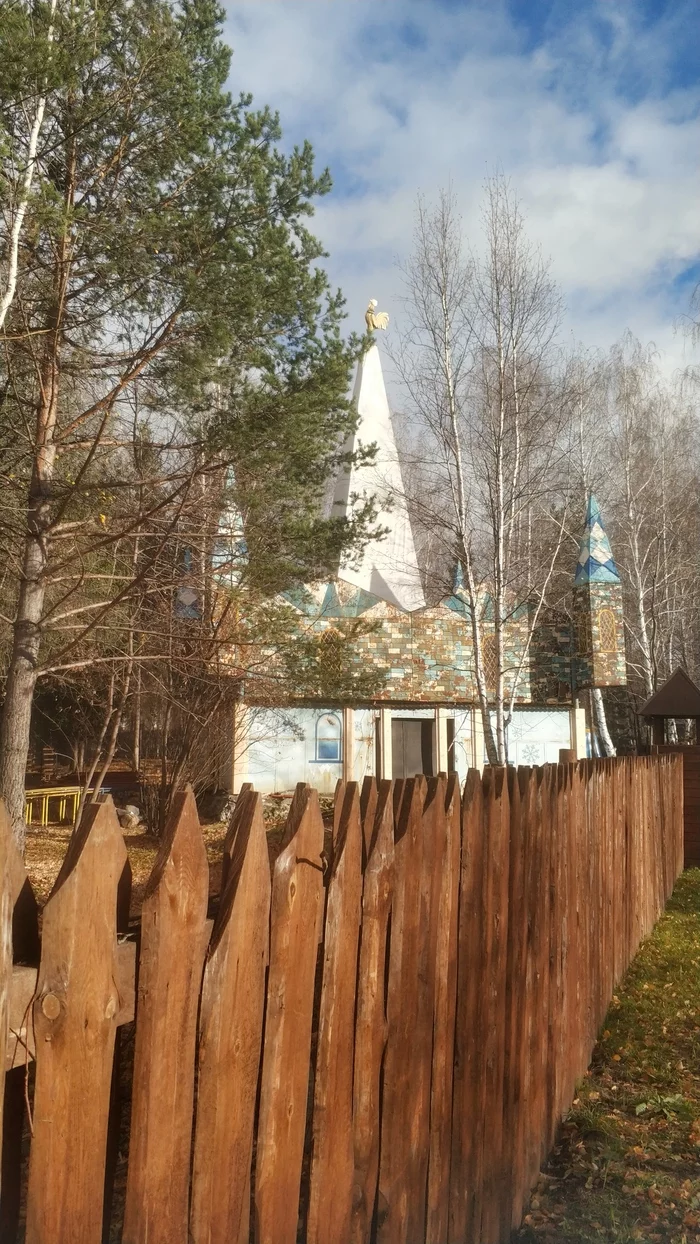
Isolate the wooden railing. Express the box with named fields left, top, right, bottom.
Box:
left=0, top=755, right=684, bottom=1244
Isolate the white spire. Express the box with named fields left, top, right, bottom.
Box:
left=332, top=341, right=425, bottom=612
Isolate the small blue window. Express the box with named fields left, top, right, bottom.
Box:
left=316, top=713, right=342, bottom=762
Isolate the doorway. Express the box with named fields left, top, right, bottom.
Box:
left=391, top=718, right=434, bottom=780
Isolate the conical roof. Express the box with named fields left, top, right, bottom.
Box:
left=574, top=494, right=620, bottom=585
left=331, top=342, right=425, bottom=612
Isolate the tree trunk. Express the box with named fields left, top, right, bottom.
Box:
left=0, top=140, right=73, bottom=848
left=87, top=672, right=131, bottom=817
left=132, top=670, right=142, bottom=773
left=592, top=687, right=616, bottom=757
left=0, top=488, right=53, bottom=848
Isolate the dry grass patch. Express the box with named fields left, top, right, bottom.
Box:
left=514, top=869, right=700, bottom=1244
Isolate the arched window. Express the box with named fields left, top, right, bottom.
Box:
left=320, top=628, right=344, bottom=677
left=316, top=712, right=342, bottom=762
left=575, top=612, right=591, bottom=653
left=598, top=608, right=618, bottom=653
left=480, top=631, right=498, bottom=691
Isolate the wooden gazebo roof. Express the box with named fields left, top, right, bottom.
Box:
left=639, top=668, right=700, bottom=719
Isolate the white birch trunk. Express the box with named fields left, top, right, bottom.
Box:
left=0, top=0, right=58, bottom=332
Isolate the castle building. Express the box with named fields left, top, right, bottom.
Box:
left=225, top=337, right=627, bottom=794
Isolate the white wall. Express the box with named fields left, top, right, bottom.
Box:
left=243, top=708, right=343, bottom=795
left=506, top=709, right=572, bottom=766
left=236, top=704, right=573, bottom=794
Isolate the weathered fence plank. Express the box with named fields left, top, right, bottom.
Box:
left=220, top=782, right=253, bottom=893
left=545, top=764, right=565, bottom=1153
left=523, top=768, right=551, bottom=1195
left=378, top=775, right=439, bottom=1244
left=426, top=774, right=460, bottom=1244
left=190, top=791, right=271, bottom=1244
left=479, top=768, right=511, bottom=1244
left=503, top=767, right=528, bottom=1235
left=351, top=780, right=394, bottom=1244
left=448, top=769, right=485, bottom=1244
left=307, top=783, right=363, bottom=1244
left=360, top=774, right=378, bottom=863
left=25, top=798, right=127, bottom=1244
left=255, top=784, right=325, bottom=1244
left=122, top=787, right=209, bottom=1244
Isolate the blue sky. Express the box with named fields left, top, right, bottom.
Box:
left=223, top=0, right=700, bottom=373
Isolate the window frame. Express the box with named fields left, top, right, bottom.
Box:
left=314, top=712, right=343, bottom=763
left=597, top=607, right=618, bottom=653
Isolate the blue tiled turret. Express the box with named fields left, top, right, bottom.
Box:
left=573, top=495, right=626, bottom=689
left=574, top=494, right=621, bottom=586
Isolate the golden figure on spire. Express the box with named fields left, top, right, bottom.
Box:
left=365, top=298, right=389, bottom=332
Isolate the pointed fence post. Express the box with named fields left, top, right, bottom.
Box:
left=220, top=781, right=253, bottom=894
left=307, top=782, right=363, bottom=1244
left=351, top=780, right=394, bottom=1244
left=25, top=798, right=127, bottom=1244
left=502, top=766, right=527, bottom=1237
left=522, top=767, right=551, bottom=1196
left=254, top=784, right=325, bottom=1244
left=122, top=787, right=209, bottom=1244
left=479, top=767, right=510, bottom=1244
left=545, top=763, right=565, bottom=1152
left=377, top=776, right=438, bottom=1244
left=190, top=790, right=270, bottom=1244
left=448, top=769, right=485, bottom=1244
left=360, top=774, right=378, bottom=863
left=426, top=774, right=460, bottom=1244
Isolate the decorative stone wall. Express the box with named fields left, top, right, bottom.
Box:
left=572, top=581, right=626, bottom=689
left=280, top=582, right=575, bottom=706
left=269, top=499, right=629, bottom=712
left=571, top=493, right=627, bottom=690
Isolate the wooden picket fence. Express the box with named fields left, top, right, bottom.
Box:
left=0, top=755, right=684, bottom=1244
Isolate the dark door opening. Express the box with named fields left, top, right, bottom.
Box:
left=391, top=718, right=434, bottom=780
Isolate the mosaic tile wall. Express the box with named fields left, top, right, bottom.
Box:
left=572, top=581, right=626, bottom=689
left=280, top=581, right=591, bottom=706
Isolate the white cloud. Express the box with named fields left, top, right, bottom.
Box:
left=223, top=0, right=700, bottom=376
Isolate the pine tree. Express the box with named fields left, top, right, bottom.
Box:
left=0, top=0, right=370, bottom=845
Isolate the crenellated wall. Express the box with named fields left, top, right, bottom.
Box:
left=280, top=584, right=577, bottom=706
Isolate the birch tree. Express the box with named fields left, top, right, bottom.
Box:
left=601, top=336, right=700, bottom=704
left=558, top=348, right=618, bottom=756
left=394, top=178, right=570, bottom=764
left=0, top=0, right=57, bottom=331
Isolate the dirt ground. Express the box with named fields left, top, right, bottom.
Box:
left=22, top=792, right=331, bottom=916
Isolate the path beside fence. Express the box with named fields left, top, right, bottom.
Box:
left=0, top=755, right=684, bottom=1244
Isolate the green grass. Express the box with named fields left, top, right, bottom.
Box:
left=514, top=869, right=700, bottom=1244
